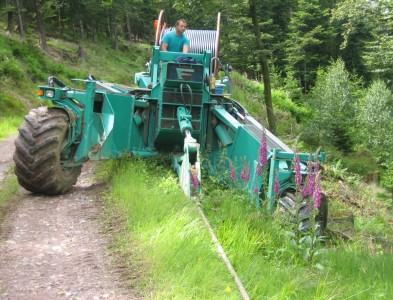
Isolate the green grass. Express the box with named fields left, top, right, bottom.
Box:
left=0, top=116, right=23, bottom=140
left=0, top=167, right=19, bottom=226
left=99, top=157, right=241, bottom=299
left=0, top=30, right=149, bottom=120
left=327, top=249, right=393, bottom=299
left=98, top=155, right=393, bottom=299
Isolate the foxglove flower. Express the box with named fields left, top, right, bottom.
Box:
left=259, top=128, right=268, bottom=167
left=293, top=151, right=302, bottom=187
left=274, top=170, right=280, bottom=195
left=190, top=172, right=199, bottom=188
left=257, top=162, right=262, bottom=177
left=241, top=161, right=250, bottom=182
left=229, top=161, right=237, bottom=181
left=313, top=173, right=322, bottom=208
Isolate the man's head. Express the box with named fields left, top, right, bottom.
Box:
left=175, top=19, right=187, bottom=35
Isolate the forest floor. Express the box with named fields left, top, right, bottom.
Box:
left=0, top=136, right=142, bottom=300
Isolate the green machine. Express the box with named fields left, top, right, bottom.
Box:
left=13, top=11, right=327, bottom=232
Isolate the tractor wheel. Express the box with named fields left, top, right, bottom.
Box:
left=279, top=191, right=328, bottom=236
left=13, top=107, right=82, bottom=195
left=315, top=193, right=328, bottom=236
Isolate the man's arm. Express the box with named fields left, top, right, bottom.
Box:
left=161, top=42, right=168, bottom=51
left=182, top=45, right=189, bottom=53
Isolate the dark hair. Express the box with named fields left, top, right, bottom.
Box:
left=175, top=19, right=187, bottom=26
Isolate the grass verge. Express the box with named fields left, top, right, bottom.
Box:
left=0, top=166, right=19, bottom=227
left=99, top=156, right=393, bottom=299
left=98, top=157, right=241, bottom=299
left=0, top=117, right=22, bottom=140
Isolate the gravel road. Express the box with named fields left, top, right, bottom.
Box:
left=0, top=136, right=141, bottom=300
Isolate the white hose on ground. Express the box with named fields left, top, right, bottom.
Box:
left=196, top=203, right=250, bottom=300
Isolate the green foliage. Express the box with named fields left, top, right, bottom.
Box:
left=359, top=80, right=393, bottom=163
left=0, top=90, right=27, bottom=118
left=230, top=72, right=310, bottom=129
left=331, top=0, right=374, bottom=82
left=341, top=149, right=379, bottom=177
left=304, top=59, right=358, bottom=152
left=285, top=0, right=335, bottom=92
left=363, top=0, right=393, bottom=87
left=381, top=161, right=393, bottom=195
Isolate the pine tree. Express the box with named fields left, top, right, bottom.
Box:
left=285, top=0, right=335, bottom=93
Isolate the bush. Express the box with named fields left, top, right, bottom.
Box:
left=381, top=161, right=393, bottom=196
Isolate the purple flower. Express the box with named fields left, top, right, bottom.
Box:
left=253, top=186, right=259, bottom=194
left=240, top=161, right=250, bottom=182
left=293, top=151, right=302, bottom=187
left=301, top=159, right=314, bottom=197
left=308, top=163, right=316, bottom=195
left=190, top=172, right=199, bottom=188
left=257, top=162, right=262, bottom=177
left=300, top=180, right=309, bottom=198
left=313, top=174, right=322, bottom=208
left=259, top=128, right=268, bottom=167
left=229, top=162, right=237, bottom=181
left=274, top=170, right=280, bottom=195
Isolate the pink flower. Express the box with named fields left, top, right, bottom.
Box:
left=240, top=161, right=250, bottom=182
left=190, top=172, right=199, bottom=188
left=229, top=161, right=237, bottom=181
left=257, top=162, right=262, bottom=177
left=253, top=186, right=259, bottom=194
left=301, top=159, right=314, bottom=197
left=259, top=128, right=268, bottom=167
left=301, top=180, right=309, bottom=198
left=274, top=170, right=280, bottom=195
left=313, top=174, right=322, bottom=208
left=293, top=151, right=302, bottom=187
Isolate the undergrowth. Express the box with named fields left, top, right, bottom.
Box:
left=98, top=155, right=393, bottom=299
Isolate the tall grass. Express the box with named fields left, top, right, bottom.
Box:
left=200, top=179, right=393, bottom=299
left=99, top=155, right=393, bottom=299
left=99, top=157, right=241, bottom=299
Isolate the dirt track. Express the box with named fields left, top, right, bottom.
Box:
left=0, top=136, right=140, bottom=300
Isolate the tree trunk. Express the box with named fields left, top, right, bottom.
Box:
left=248, top=0, right=276, bottom=134
left=77, top=45, right=87, bottom=63
left=79, top=18, right=85, bottom=39
left=72, top=19, right=76, bottom=40
left=107, top=18, right=112, bottom=38
left=15, top=0, right=23, bottom=40
left=93, top=27, right=97, bottom=43
left=125, top=10, right=132, bottom=41
left=6, top=0, right=14, bottom=34
left=58, top=9, right=63, bottom=38
left=113, top=26, right=119, bottom=50
left=34, top=0, right=47, bottom=51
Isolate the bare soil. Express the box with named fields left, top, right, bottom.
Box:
left=0, top=136, right=142, bottom=300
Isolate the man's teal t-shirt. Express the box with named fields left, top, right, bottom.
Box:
left=162, top=31, right=190, bottom=52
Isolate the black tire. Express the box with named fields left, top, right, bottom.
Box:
left=315, top=193, right=328, bottom=236
left=279, top=191, right=328, bottom=236
left=13, top=107, right=82, bottom=195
